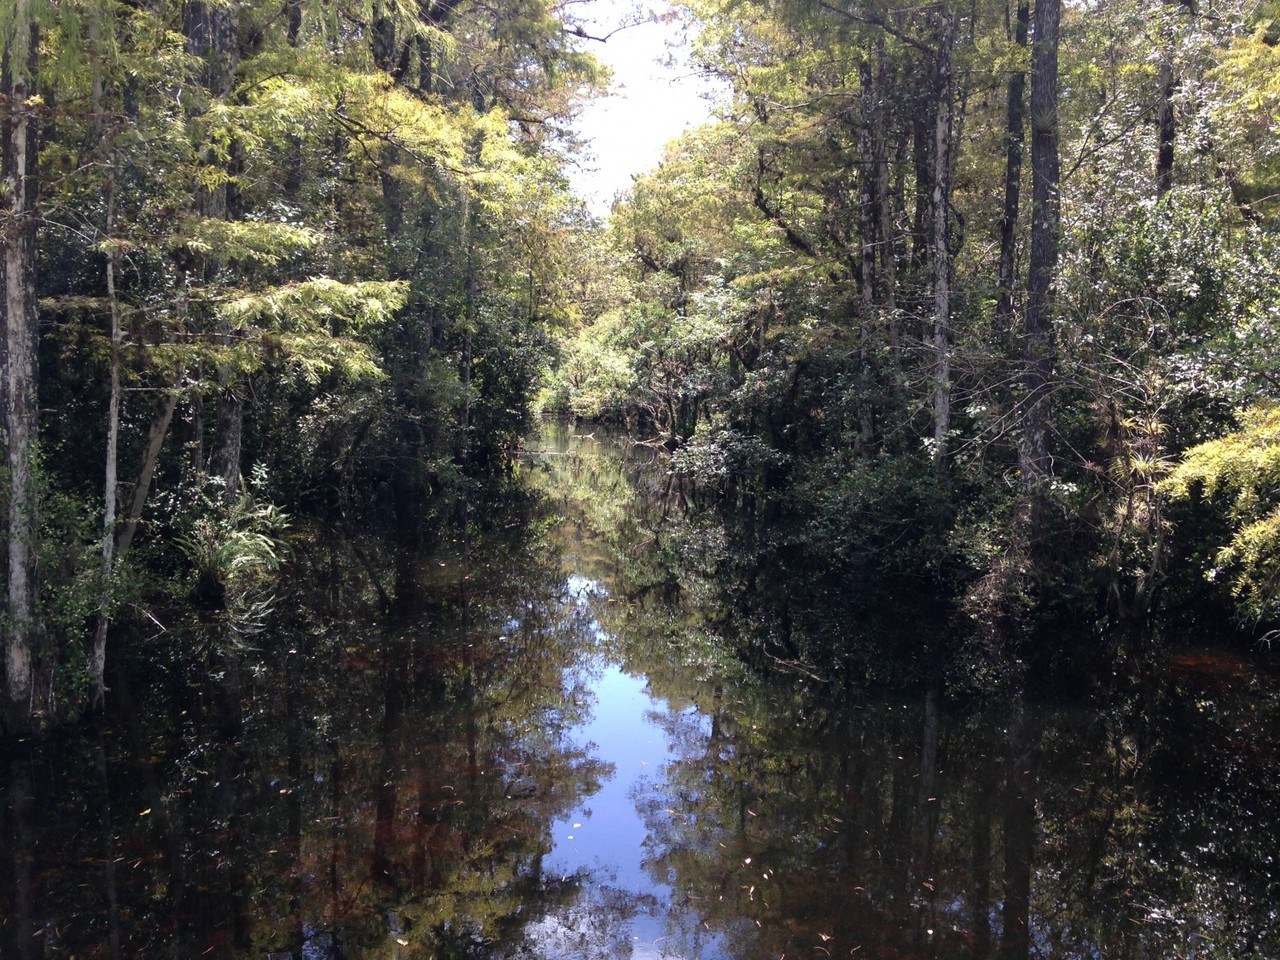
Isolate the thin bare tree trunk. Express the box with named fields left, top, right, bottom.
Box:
left=185, top=0, right=244, bottom=502
left=89, top=7, right=121, bottom=709
left=92, top=167, right=123, bottom=709
left=931, top=9, right=956, bottom=468
left=857, top=56, right=879, bottom=453
left=2, top=7, right=41, bottom=726
left=457, top=186, right=475, bottom=465
left=1155, top=2, right=1178, bottom=201
left=880, top=94, right=904, bottom=397
left=116, top=389, right=181, bottom=557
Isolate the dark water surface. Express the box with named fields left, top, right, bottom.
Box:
left=2, top=426, right=1279, bottom=958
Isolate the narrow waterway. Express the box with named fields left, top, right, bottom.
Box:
left=1, top=425, right=1278, bottom=959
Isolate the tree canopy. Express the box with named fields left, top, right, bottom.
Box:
left=5, top=0, right=1280, bottom=727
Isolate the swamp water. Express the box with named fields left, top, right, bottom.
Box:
left=2, top=426, right=1278, bottom=958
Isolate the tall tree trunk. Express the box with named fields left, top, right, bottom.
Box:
left=418, top=36, right=434, bottom=93
left=881, top=105, right=904, bottom=397
left=207, top=140, right=246, bottom=501
left=1018, top=0, right=1060, bottom=491
left=931, top=10, right=956, bottom=469
left=207, top=384, right=243, bottom=497
left=456, top=186, right=476, bottom=466
left=2, top=8, right=41, bottom=728
left=859, top=58, right=878, bottom=314
left=92, top=168, right=124, bottom=710
left=1155, top=51, right=1175, bottom=198
left=994, top=0, right=1029, bottom=341
left=911, top=106, right=933, bottom=270
left=116, top=388, right=180, bottom=557
left=285, top=0, right=303, bottom=45
left=371, top=1, right=397, bottom=72
left=90, top=7, right=122, bottom=708
left=185, top=0, right=238, bottom=102
left=185, top=0, right=244, bottom=501
left=381, top=148, right=405, bottom=237
left=372, top=5, right=407, bottom=237
left=857, top=56, right=879, bottom=453
left=283, top=0, right=305, bottom=199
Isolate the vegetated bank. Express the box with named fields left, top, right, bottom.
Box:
left=541, top=0, right=1280, bottom=689
left=0, top=0, right=603, bottom=731
left=8, top=0, right=1280, bottom=732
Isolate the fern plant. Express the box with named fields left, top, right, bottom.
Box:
left=176, top=478, right=290, bottom=634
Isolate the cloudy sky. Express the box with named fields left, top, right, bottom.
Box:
left=566, top=0, right=720, bottom=215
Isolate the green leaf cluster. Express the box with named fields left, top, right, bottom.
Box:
left=1164, top=404, right=1280, bottom=622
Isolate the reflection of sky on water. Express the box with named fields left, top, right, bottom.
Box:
left=533, top=574, right=726, bottom=959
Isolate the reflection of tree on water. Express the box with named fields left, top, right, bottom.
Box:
left=0, top=485, right=617, bottom=959
left=624, top=647, right=1280, bottom=960
left=4, top=431, right=1279, bottom=960
left=516, top=883, right=659, bottom=960
left=530, top=431, right=1280, bottom=960
left=283, top=551, right=614, bottom=959
left=4, top=753, right=34, bottom=960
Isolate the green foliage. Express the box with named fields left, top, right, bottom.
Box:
left=0, top=0, right=46, bottom=85
left=173, top=470, right=290, bottom=632
left=1163, top=404, right=1280, bottom=623
left=10, top=0, right=615, bottom=724
left=539, top=307, right=638, bottom=420
left=1201, top=230, right=1280, bottom=408
left=1207, top=0, right=1280, bottom=222
left=539, top=0, right=1280, bottom=658
left=219, top=278, right=409, bottom=383
left=15, top=0, right=1280, bottom=723
left=172, top=219, right=323, bottom=267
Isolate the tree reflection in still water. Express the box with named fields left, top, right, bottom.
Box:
left=1, top=428, right=1278, bottom=959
